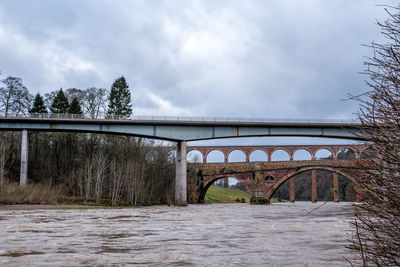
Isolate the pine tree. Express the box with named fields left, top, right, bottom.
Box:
left=29, top=93, right=47, bottom=114
left=50, top=89, right=69, bottom=114
left=67, top=97, right=83, bottom=114
left=107, top=76, right=132, bottom=116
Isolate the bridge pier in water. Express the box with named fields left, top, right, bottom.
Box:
left=312, top=170, right=317, bottom=203
left=20, top=130, right=28, bottom=186
left=175, top=141, right=187, bottom=206
left=289, top=179, right=295, bottom=202
left=333, top=173, right=339, bottom=202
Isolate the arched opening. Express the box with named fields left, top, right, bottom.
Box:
left=273, top=171, right=312, bottom=201
left=337, top=147, right=356, bottom=160
left=338, top=175, right=356, bottom=201
left=206, top=150, right=225, bottom=163
left=271, top=168, right=357, bottom=202
left=360, top=147, right=376, bottom=159
left=265, top=175, right=275, bottom=182
left=228, top=149, right=246, bottom=162
left=315, top=149, right=333, bottom=160
left=249, top=149, right=268, bottom=162
left=271, top=149, right=290, bottom=161
left=293, top=149, right=312, bottom=161
left=204, top=177, right=249, bottom=204
left=187, top=150, right=203, bottom=163
left=145, top=150, right=159, bottom=163
left=167, top=150, right=176, bottom=163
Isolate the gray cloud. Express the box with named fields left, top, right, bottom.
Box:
left=0, top=0, right=397, bottom=122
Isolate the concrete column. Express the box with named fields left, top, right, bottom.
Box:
left=20, top=130, right=28, bottom=186
left=333, top=172, right=339, bottom=202
left=289, top=179, right=295, bottom=202
left=175, top=141, right=187, bottom=206
left=312, top=170, right=317, bottom=203
left=224, top=177, right=229, bottom=188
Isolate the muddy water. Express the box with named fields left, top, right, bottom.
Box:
left=0, top=202, right=357, bottom=266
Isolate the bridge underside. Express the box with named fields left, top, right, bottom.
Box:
left=0, top=117, right=365, bottom=142
left=192, top=160, right=363, bottom=204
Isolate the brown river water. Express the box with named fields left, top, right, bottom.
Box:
left=0, top=202, right=357, bottom=266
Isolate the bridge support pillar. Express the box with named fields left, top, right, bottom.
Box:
left=312, top=170, right=317, bottom=203
left=289, top=179, right=295, bottom=202
left=333, top=173, right=339, bottom=202
left=20, top=130, right=28, bottom=186
left=175, top=141, right=187, bottom=206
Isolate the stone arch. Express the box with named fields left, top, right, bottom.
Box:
left=293, top=149, right=312, bottom=161
left=227, top=149, right=246, bottom=162
left=249, top=149, right=268, bottom=162
left=187, top=149, right=204, bottom=163
left=206, top=149, right=225, bottom=163
left=199, top=175, right=249, bottom=203
left=271, top=148, right=291, bottom=161
left=336, top=147, right=357, bottom=160
left=314, top=148, right=334, bottom=160
left=266, top=167, right=357, bottom=201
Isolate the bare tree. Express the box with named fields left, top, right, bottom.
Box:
left=349, top=6, right=400, bottom=266
left=0, top=77, right=32, bottom=116
left=82, top=87, right=108, bottom=119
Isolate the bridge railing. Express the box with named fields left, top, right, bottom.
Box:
left=0, top=113, right=357, bottom=124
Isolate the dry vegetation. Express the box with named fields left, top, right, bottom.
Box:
left=348, top=6, right=400, bottom=266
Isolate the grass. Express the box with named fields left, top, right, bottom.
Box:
left=205, top=185, right=285, bottom=204
left=205, top=185, right=251, bottom=204
left=0, top=181, right=68, bottom=205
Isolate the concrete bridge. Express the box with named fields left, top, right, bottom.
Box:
left=0, top=114, right=369, bottom=205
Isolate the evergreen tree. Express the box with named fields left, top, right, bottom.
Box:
left=50, top=89, right=69, bottom=114
left=29, top=93, right=47, bottom=113
left=107, top=76, right=132, bottom=116
left=67, top=97, right=83, bottom=114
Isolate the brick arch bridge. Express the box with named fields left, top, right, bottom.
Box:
left=185, top=144, right=368, bottom=162
left=186, top=144, right=369, bottom=204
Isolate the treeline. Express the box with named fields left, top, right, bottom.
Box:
left=0, top=132, right=175, bottom=205
left=0, top=74, right=178, bottom=205
left=0, top=75, right=131, bottom=118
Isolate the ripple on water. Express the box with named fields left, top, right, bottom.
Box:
left=0, top=203, right=357, bottom=266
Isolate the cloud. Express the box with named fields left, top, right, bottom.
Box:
left=0, top=0, right=397, bottom=123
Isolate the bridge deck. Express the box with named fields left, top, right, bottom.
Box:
left=0, top=115, right=366, bottom=141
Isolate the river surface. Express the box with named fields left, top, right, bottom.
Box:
left=0, top=202, right=357, bottom=266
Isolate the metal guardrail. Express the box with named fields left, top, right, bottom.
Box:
left=0, top=113, right=357, bottom=124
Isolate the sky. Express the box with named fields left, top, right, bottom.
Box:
left=0, top=0, right=397, bottom=148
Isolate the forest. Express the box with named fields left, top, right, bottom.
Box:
left=0, top=74, right=357, bottom=205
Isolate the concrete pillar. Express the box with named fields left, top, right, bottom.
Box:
left=312, top=170, right=317, bottom=203
left=20, top=130, right=28, bottom=186
left=333, top=172, right=339, bottom=202
left=289, top=178, right=295, bottom=202
left=175, top=141, right=187, bottom=206
left=224, top=177, right=229, bottom=188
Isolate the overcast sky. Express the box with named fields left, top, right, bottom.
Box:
left=0, top=1, right=397, bottom=147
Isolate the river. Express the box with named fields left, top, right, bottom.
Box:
left=0, top=202, right=357, bottom=266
